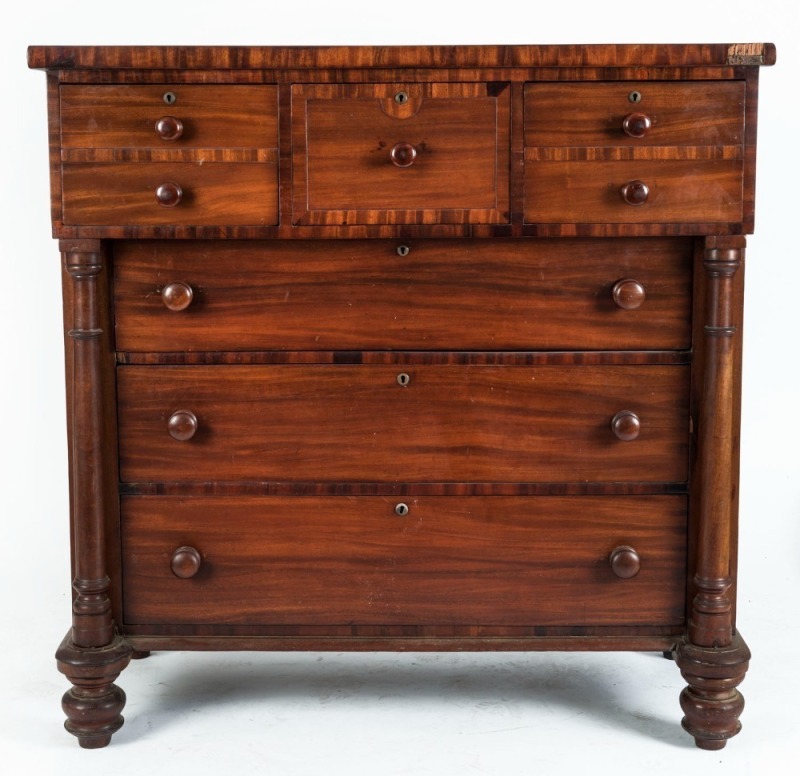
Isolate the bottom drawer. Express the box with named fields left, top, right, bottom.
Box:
left=121, top=495, right=686, bottom=628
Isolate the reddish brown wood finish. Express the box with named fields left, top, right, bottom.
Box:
left=292, top=83, right=510, bottom=225
left=689, top=238, right=743, bottom=648
left=116, top=364, right=690, bottom=484
left=62, top=162, right=278, bottom=226
left=524, top=82, right=745, bottom=147
left=113, top=239, right=693, bottom=352
left=524, top=160, right=743, bottom=223
left=120, top=495, right=686, bottom=627
left=61, top=240, right=114, bottom=648
left=60, top=84, right=278, bottom=149
left=27, top=43, right=777, bottom=71
left=28, top=44, right=772, bottom=749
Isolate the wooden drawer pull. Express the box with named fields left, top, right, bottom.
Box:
left=390, top=142, right=417, bottom=168
left=155, top=115, right=184, bottom=141
left=611, top=279, right=646, bottom=310
left=620, top=180, right=649, bottom=206
left=170, top=546, right=202, bottom=579
left=611, top=410, right=641, bottom=441
left=155, top=182, right=183, bottom=208
left=167, top=409, right=198, bottom=441
left=609, top=545, right=641, bottom=578
left=161, top=281, right=194, bottom=312
left=622, top=112, right=652, bottom=138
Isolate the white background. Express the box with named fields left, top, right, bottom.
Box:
left=1, top=2, right=798, bottom=773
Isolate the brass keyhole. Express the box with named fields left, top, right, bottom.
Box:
left=394, top=91, right=409, bottom=104
left=628, top=90, right=642, bottom=103
left=397, top=373, right=411, bottom=386
left=395, top=503, right=409, bottom=516
left=163, top=91, right=177, bottom=105
left=396, top=245, right=411, bottom=257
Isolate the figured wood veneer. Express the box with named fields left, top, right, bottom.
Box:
left=121, top=495, right=687, bottom=627
left=29, top=43, right=773, bottom=750
left=116, top=364, right=690, bottom=484
left=113, top=239, right=693, bottom=352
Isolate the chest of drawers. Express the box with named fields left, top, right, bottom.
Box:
left=27, top=43, right=774, bottom=750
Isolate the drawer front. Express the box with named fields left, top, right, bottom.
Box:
left=524, top=81, right=745, bottom=147
left=113, top=239, right=693, bottom=352
left=117, top=365, right=689, bottom=483
left=121, top=495, right=687, bottom=627
left=62, top=163, right=278, bottom=226
left=60, top=85, right=279, bottom=149
left=524, top=160, right=742, bottom=223
left=292, top=83, right=510, bottom=225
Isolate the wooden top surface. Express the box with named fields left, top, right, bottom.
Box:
left=27, top=43, right=776, bottom=71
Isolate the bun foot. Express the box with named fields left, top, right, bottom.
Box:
left=675, top=631, right=750, bottom=750
left=56, top=630, right=133, bottom=748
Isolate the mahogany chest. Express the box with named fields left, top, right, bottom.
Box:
left=27, top=43, right=775, bottom=749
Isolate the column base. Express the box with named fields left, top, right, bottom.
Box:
left=675, top=630, right=751, bottom=750
left=56, top=630, right=133, bottom=749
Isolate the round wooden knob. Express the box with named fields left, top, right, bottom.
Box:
left=622, top=112, right=652, bottom=138
left=155, top=182, right=183, bottom=207
left=611, top=279, right=646, bottom=310
left=609, top=545, right=641, bottom=578
left=161, top=281, right=194, bottom=312
left=171, top=546, right=202, bottom=578
left=611, top=410, right=640, bottom=441
left=390, top=142, right=417, bottom=167
left=155, top=115, right=184, bottom=141
left=167, top=409, right=198, bottom=441
left=620, top=180, right=649, bottom=206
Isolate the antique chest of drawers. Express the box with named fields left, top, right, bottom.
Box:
left=27, top=43, right=775, bottom=750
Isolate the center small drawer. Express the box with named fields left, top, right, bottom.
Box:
left=113, top=238, right=693, bottom=352
left=117, top=364, right=690, bottom=484
left=291, top=83, right=510, bottom=225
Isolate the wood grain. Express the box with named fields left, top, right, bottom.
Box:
left=116, top=364, right=690, bottom=483
left=26, top=44, right=777, bottom=71
left=60, top=85, right=278, bottom=150
left=120, top=495, right=687, bottom=627
left=524, top=81, right=745, bottom=147
left=525, top=160, right=743, bottom=224
left=62, top=162, right=278, bottom=226
left=113, top=238, right=693, bottom=352
left=292, top=83, right=510, bottom=225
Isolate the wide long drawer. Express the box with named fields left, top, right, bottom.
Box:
left=113, top=238, right=693, bottom=352
left=116, top=364, right=690, bottom=483
left=121, top=495, right=687, bottom=627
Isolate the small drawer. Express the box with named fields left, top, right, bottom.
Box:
left=117, top=364, right=690, bottom=484
left=524, top=159, right=743, bottom=224
left=121, top=494, right=687, bottom=627
left=524, top=81, right=745, bottom=147
left=114, top=238, right=693, bottom=352
left=60, top=85, right=279, bottom=149
left=62, top=162, right=278, bottom=226
left=291, top=83, right=510, bottom=225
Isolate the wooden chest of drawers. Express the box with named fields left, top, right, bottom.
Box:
left=27, top=43, right=775, bottom=750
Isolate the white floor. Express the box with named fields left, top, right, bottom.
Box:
left=2, top=604, right=798, bottom=775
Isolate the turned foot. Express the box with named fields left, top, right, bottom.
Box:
left=675, top=631, right=750, bottom=750
left=56, top=630, right=133, bottom=748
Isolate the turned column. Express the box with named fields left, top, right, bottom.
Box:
left=676, top=236, right=750, bottom=750
left=56, top=240, right=131, bottom=748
